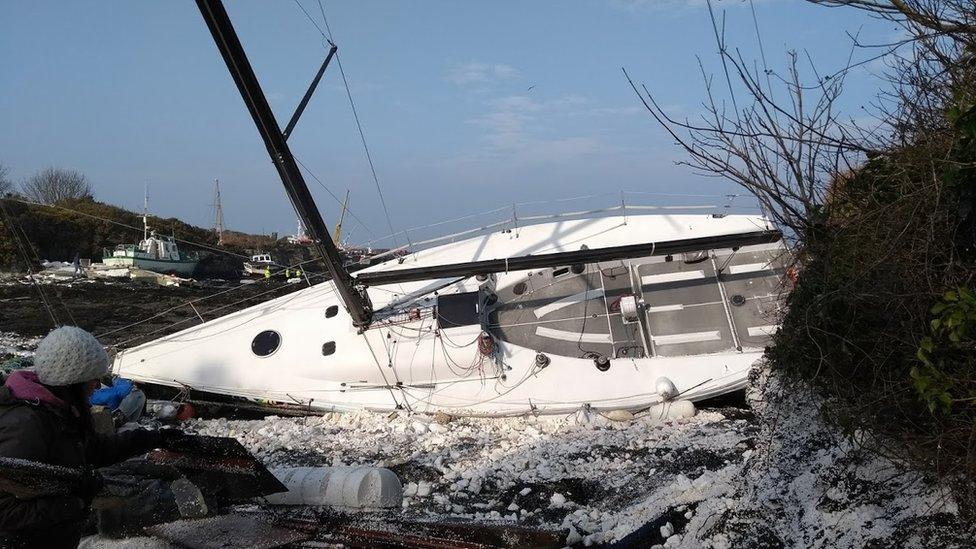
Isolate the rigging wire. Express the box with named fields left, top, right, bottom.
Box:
left=292, top=0, right=400, bottom=247
left=293, top=156, right=376, bottom=238
left=0, top=200, right=60, bottom=328
left=10, top=198, right=252, bottom=260
left=15, top=217, right=78, bottom=326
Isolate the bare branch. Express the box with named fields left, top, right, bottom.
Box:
left=20, top=168, right=92, bottom=205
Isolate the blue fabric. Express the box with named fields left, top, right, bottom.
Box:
left=90, top=378, right=134, bottom=410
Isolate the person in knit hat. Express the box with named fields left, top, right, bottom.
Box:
left=0, top=326, right=176, bottom=548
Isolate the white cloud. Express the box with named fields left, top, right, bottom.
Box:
left=463, top=93, right=604, bottom=164
left=569, top=105, right=645, bottom=117
left=446, top=62, right=520, bottom=86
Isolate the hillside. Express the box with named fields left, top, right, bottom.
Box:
left=0, top=196, right=318, bottom=278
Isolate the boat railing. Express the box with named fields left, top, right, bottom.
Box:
left=358, top=191, right=765, bottom=265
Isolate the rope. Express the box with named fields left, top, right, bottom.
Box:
left=293, top=156, right=375, bottom=238
left=292, top=0, right=399, bottom=247
left=0, top=200, right=60, bottom=328
left=108, top=273, right=338, bottom=349
left=9, top=198, right=251, bottom=260
left=360, top=331, right=407, bottom=411
left=96, top=253, right=333, bottom=342
left=360, top=191, right=760, bottom=249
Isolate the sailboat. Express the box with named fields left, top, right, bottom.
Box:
left=113, top=1, right=788, bottom=416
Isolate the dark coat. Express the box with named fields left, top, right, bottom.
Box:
left=0, top=375, right=160, bottom=548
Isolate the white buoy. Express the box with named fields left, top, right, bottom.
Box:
left=264, top=466, right=403, bottom=508
left=655, top=376, right=678, bottom=400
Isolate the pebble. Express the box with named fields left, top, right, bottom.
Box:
left=603, top=409, right=635, bottom=422
left=416, top=481, right=432, bottom=497
left=565, top=526, right=583, bottom=545
left=550, top=492, right=567, bottom=506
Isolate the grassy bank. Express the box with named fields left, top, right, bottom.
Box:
left=769, top=101, right=976, bottom=511
left=0, top=197, right=316, bottom=278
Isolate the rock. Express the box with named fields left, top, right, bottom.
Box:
left=90, top=406, right=114, bottom=436
left=550, top=492, right=567, bottom=506
left=660, top=521, right=674, bottom=538
left=416, top=481, right=432, bottom=497
left=507, top=502, right=519, bottom=511
left=602, top=409, right=635, bottom=422
left=565, top=526, right=583, bottom=545
left=644, top=400, right=696, bottom=421
left=519, top=487, right=532, bottom=496
left=433, top=411, right=453, bottom=424
left=411, top=421, right=429, bottom=434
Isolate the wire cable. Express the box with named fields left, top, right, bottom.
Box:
left=302, top=0, right=399, bottom=247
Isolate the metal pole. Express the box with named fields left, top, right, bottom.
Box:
left=283, top=44, right=338, bottom=141
left=196, top=0, right=372, bottom=326
left=357, top=229, right=782, bottom=286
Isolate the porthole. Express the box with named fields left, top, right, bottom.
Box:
left=513, top=282, right=527, bottom=295
left=730, top=294, right=746, bottom=307
left=322, top=341, right=336, bottom=356
left=251, top=330, right=281, bottom=357
left=325, top=305, right=339, bottom=318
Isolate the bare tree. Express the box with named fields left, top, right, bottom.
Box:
left=0, top=163, right=11, bottom=195
left=624, top=2, right=869, bottom=241
left=21, top=167, right=92, bottom=204
left=808, top=1, right=975, bottom=146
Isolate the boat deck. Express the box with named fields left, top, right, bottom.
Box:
left=489, top=243, right=788, bottom=359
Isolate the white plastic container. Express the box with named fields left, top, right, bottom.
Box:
left=264, top=466, right=403, bottom=509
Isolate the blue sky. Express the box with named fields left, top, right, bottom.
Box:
left=1, top=1, right=896, bottom=245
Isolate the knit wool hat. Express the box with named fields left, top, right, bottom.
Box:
left=33, top=326, right=109, bottom=386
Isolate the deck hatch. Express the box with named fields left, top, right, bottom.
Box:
left=437, top=292, right=481, bottom=329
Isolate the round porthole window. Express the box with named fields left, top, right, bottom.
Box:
left=251, top=330, right=281, bottom=357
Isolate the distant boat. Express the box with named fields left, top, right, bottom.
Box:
left=96, top=186, right=198, bottom=276
left=100, top=231, right=198, bottom=276
left=243, top=253, right=276, bottom=276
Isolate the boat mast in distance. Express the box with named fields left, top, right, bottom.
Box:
left=213, top=178, right=225, bottom=246
left=195, top=0, right=373, bottom=327
left=142, top=182, right=150, bottom=241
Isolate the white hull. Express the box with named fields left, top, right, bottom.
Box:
left=101, top=257, right=198, bottom=276
left=243, top=262, right=273, bottom=276
left=114, top=214, right=787, bottom=416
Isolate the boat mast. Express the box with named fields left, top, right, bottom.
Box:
left=196, top=0, right=373, bottom=326
left=213, top=178, right=225, bottom=246
left=334, top=190, right=349, bottom=243
left=142, top=183, right=149, bottom=241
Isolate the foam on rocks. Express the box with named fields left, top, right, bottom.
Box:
left=179, top=363, right=969, bottom=547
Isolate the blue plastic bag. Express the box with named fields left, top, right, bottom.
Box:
left=90, top=378, right=135, bottom=410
